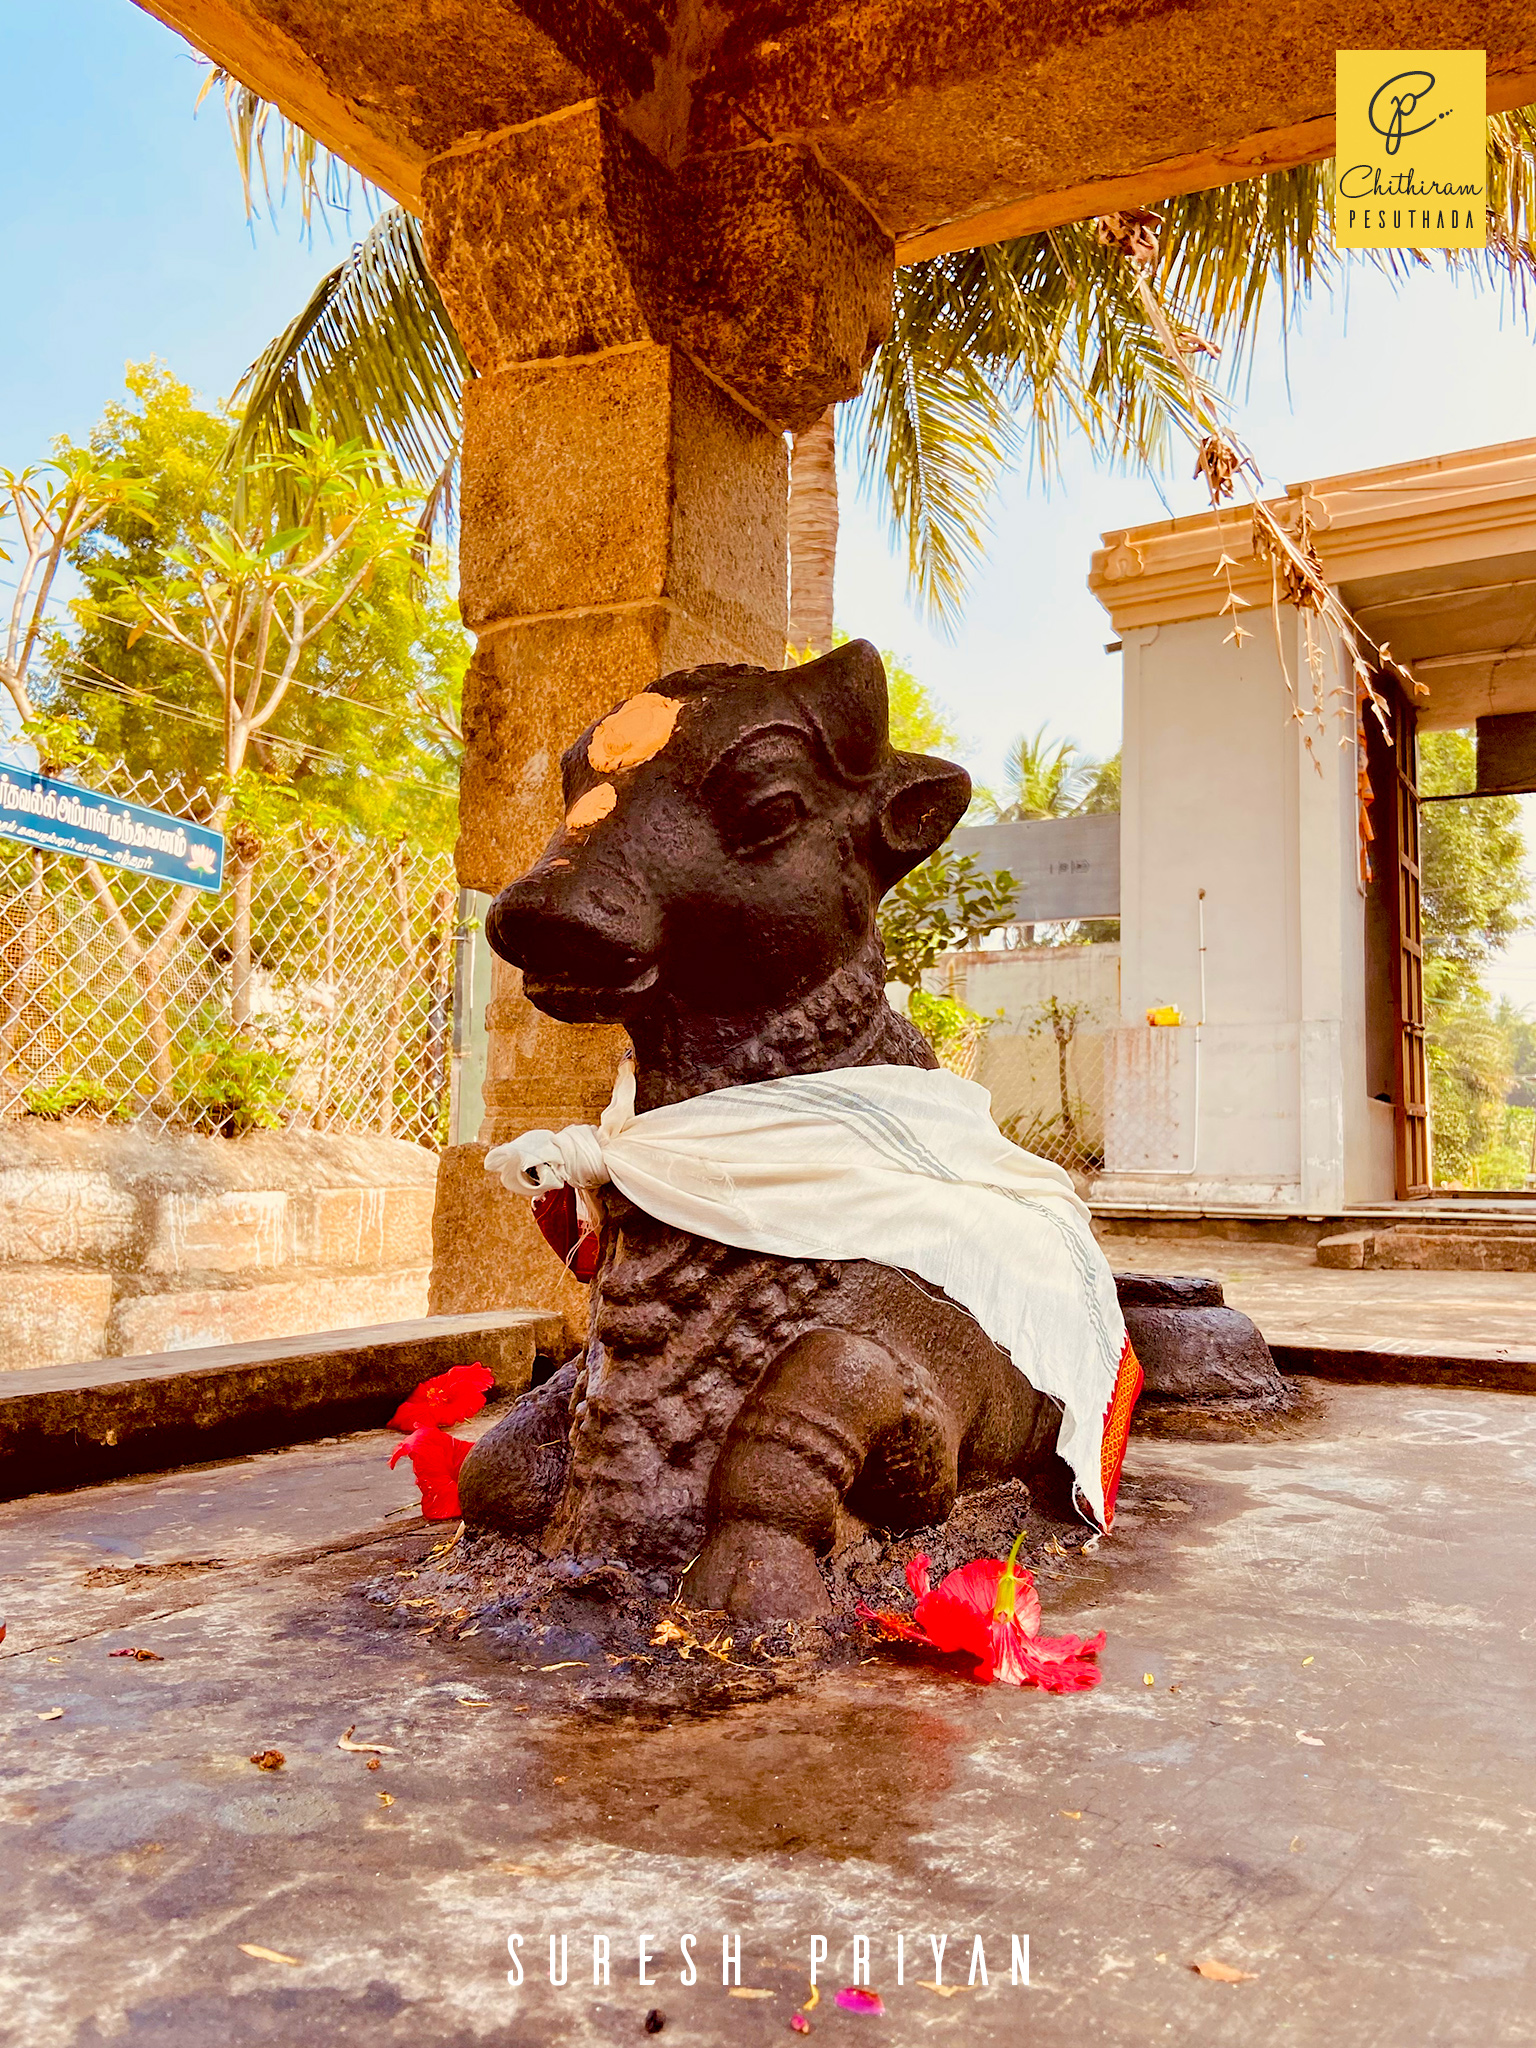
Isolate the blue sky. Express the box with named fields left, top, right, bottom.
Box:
left=6, top=3, right=1536, bottom=1006
left=3, top=1, right=341, bottom=460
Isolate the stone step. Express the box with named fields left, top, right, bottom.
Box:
left=1318, top=1228, right=1536, bottom=1271
left=1271, top=1341, right=1536, bottom=1396
left=0, top=1308, right=566, bottom=1501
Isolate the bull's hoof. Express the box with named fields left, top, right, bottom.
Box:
left=683, top=1522, right=832, bottom=1621
left=458, top=1357, right=578, bottom=1536
left=1115, top=1274, right=1286, bottom=1407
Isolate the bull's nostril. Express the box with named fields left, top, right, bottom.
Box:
left=486, top=886, right=651, bottom=990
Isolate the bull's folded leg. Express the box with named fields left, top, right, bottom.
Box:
left=458, top=1357, right=579, bottom=1536
left=683, top=1329, right=943, bottom=1621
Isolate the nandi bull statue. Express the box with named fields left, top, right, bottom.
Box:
left=459, top=640, right=1144, bottom=1621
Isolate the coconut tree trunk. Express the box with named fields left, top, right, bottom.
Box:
left=788, top=407, right=839, bottom=656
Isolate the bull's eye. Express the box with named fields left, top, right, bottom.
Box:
left=727, top=787, right=807, bottom=854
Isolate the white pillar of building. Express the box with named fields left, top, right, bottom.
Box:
left=1092, top=519, right=1393, bottom=1212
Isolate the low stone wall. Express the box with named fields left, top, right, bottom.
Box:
left=0, top=1308, right=565, bottom=1501
left=0, top=1120, right=438, bottom=1370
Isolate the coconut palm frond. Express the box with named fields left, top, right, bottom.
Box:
left=228, top=207, right=471, bottom=527
left=1489, top=104, right=1536, bottom=251
left=1023, top=225, right=1215, bottom=474
left=846, top=305, right=1022, bottom=637
left=985, top=724, right=1097, bottom=821
left=856, top=231, right=1217, bottom=630
left=1446, top=103, right=1536, bottom=309
left=197, top=65, right=368, bottom=231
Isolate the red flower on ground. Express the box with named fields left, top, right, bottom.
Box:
left=857, top=1538, right=1104, bottom=1692
left=834, top=1988, right=884, bottom=2014
left=388, top=1361, right=493, bottom=1433
left=389, top=1427, right=473, bottom=1520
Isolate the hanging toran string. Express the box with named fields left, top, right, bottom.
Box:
left=1092, top=208, right=1430, bottom=884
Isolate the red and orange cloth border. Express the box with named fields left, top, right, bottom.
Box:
left=1099, top=1338, right=1143, bottom=1528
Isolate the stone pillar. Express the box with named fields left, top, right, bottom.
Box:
left=423, top=103, right=892, bottom=1333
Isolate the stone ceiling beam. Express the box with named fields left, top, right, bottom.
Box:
left=130, top=1, right=1536, bottom=259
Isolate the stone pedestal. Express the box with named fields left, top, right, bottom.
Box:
left=423, top=101, right=893, bottom=1329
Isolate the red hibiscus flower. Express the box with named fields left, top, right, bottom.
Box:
left=388, top=1361, right=493, bottom=1433
left=857, top=1535, right=1104, bottom=1692
left=389, top=1427, right=473, bottom=1520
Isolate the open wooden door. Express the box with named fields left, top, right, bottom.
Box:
left=1388, top=688, right=1430, bottom=1197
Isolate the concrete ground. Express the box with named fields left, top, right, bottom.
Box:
left=4, top=1380, right=1535, bottom=2046
left=1102, top=1231, right=1536, bottom=1362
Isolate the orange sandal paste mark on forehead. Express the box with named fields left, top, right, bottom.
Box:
left=587, top=693, right=682, bottom=773
left=565, top=783, right=616, bottom=831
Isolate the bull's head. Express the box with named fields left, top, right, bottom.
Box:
left=485, top=639, right=969, bottom=1025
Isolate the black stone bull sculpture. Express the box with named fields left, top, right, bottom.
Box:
left=458, top=640, right=1276, bottom=1619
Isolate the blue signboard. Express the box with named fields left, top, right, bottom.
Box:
left=0, top=767, right=225, bottom=892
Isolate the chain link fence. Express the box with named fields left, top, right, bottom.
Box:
left=0, top=766, right=457, bottom=1146
left=931, top=944, right=1190, bottom=1186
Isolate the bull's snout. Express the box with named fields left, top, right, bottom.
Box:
left=486, top=867, right=661, bottom=1022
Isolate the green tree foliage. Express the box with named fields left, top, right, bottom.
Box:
left=878, top=850, right=1017, bottom=991
left=1080, top=752, right=1121, bottom=814
left=885, top=652, right=962, bottom=758
left=1499, top=999, right=1536, bottom=1106
left=1425, top=958, right=1515, bottom=1183
left=1420, top=731, right=1529, bottom=974
left=39, top=365, right=466, bottom=853
left=1419, top=730, right=1532, bottom=1184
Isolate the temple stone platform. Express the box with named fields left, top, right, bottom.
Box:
left=4, top=1377, right=1533, bottom=2044
left=1104, top=1231, right=1536, bottom=1380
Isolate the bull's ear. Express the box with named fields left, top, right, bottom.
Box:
left=788, top=637, right=888, bottom=780
left=876, top=752, right=972, bottom=884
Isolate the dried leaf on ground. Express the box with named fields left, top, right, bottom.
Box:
left=377, top=1792, right=395, bottom=1807
left=338, top=1725, right=399, bottom=1754
left=644, top=2012, right=665, bottom=2035
left=651, top=1616, right=699, bottom=1658
left=728, top=1988, right=773, bottom=1999
left=1059, top=1809, right=1082, bottom=1819
left=457, top=1696, right=497, bottom=1707
left=538, top=1662, right=588, bottom=1673
left=109, top=1647, right=164, bottom=1661
left=1191, top=1958, right=1257, bottom=1982
left=366, top=1757, right=381, bottom=1771
left=249, top=1749, right=285, bottom=1771
left=37, top=1708, right=64, bottom=1721
left=238, top=1943, right=302, bottom=1966
left=1295, top=1730, right=1324, bottom=1746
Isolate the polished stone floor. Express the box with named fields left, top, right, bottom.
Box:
left=4, top=1381, right=1535, bottom=2046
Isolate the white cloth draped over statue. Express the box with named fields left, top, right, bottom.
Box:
left=485, top=1058, right=1131, bottom=1530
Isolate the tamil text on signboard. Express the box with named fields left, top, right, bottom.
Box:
left=0, top=767, right=225, bottom=892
